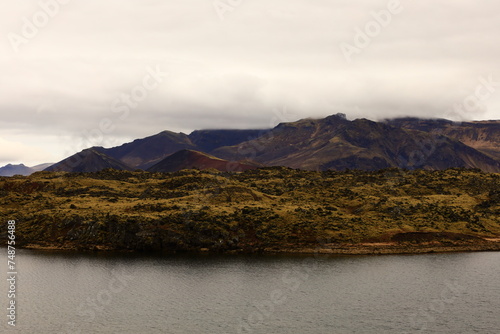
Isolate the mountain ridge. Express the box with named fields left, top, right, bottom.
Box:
left=385, top=117, right=500, bottom=161
left=213, top=115, right=500, bottom=172
left=19, top=114, right=500, bottom=174
left=0, top=163, right=53, bottom=176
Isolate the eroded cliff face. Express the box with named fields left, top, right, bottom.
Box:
left=386, top=118, right=500, bottom=161
left=214, top=116, right=500, bottom=172
left=443, top=121, right=500, bottom=161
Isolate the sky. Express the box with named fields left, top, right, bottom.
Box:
left=1, top=0, right=500, bottom=166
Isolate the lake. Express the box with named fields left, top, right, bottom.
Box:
left=2, top=250, right=499, bottom=333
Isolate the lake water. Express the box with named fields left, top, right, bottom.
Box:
left=2, top=250, right=499, bottom=333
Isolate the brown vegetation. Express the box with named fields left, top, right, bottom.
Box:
left=0, top=167, right=499, bottom=254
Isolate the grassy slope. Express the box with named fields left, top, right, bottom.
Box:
left=0, top=167, right=499, bottom=253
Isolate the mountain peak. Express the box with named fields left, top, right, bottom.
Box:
left=325, top=113, right=347, bottom=120
left=44, top=148, right=132, bottom=173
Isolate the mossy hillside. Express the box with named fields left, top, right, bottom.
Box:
left=0, top=167, right=498, bottom=252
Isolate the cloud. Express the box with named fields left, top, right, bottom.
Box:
left=0, top=0, right=499, bottom=164
left=0, top=137, right=56, bottom=166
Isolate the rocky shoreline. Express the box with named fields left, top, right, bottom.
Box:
left=13, top=239, right=500, bottom=256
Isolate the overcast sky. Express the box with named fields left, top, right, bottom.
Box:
left=1, top=0, right=500, bottom=166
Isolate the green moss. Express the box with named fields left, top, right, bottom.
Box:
left=0, top=168, right=498, bottom=252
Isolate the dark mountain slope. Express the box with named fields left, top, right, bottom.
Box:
left=103, top=131, right=197, bottom=169
left=385, top=118, right=500, bottom=161
left=213, top=114, right=500, bottom=172
left=189, top=129, right=268, bottom=152
left=44, top=148, right=133, bottom=173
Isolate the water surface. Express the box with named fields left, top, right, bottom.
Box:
left=2, top=250, right=499, bottom=333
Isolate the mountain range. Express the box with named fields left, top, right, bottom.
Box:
left=0, top=163, right=53, bottom=176
left=3, top=114, right=499, bottom=174
left=213, top=114, right=500, bottom=172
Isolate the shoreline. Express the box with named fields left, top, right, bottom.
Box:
left=9, top=240, right=500, bottom=256
left=264, top=241, right=500, bottom=256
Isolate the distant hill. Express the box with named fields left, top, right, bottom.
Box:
left=385, top=118, right=500, bottom=161
left=0, top=164, right=34, bottom=176
left=44, top=148, right=133, bottom=173
left=213, top=114, right=500, bottom=172
left=0, top=163, right=53, bottom=176
left=147, top=149, right=258, bottom=173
